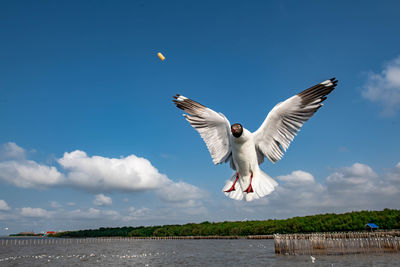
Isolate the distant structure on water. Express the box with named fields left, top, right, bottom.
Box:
left=46, top=231, right=57, bottom=236
left=365, top=223, right=379, bottom=232
left=274, top=231, right=400, bottom=255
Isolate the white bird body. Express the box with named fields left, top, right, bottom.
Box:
left=227, top=129, right=277, bottom=201
left=231, top=129, right=258, bottom=200
left=173, top=78, right=337, bottom=201
left=231, top=129, right=257, bottom=177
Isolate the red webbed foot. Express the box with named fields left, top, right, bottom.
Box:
left=224, top=172, right=239, bottom=193
left=244, top=171, right=254, bottom=193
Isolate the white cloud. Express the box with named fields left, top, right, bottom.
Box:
left=20, top=207, right=51, bottom=218
left=0, top=143, right=210, bottom=227
left=0, top=200, right=11, bottom=211
left=4, top=161, right=400, bottom=231
left=0, top=143, right=206, bottom=209
left=362, top=55, right=400, bottom=115
left=156, top=181, right=209, bottom=216
left=157, top=181, right=207, bottom=203
left=326, top=163, right=378, bottom=193
left=0, top=160, right=65, bottom=188
left=58, top=150, right=170, bottom=192
left=322, top=162, right=399, bottom=210
left=93, top=194, right=112, bottom=206
left=0, top=142, right=25, bottom=160
left=49, top=201, right=62, bottom=208
left=385, top=163, right=400, bottom=183
left=266, top=170, right=324, bottom=214
left=128, top=206, right=136, bottom=213
left=276, top=170, right=315, bottom=185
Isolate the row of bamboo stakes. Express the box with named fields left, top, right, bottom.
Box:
left=0, top=237, right=163, bottom=246
left=3, top=231, right=400, bottom=255
left=274, top=232, right=400, bottom=255
left=0, top=235, right=274, bottom=246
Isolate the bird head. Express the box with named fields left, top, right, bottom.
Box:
left=231, top=123, right=243, bottom=138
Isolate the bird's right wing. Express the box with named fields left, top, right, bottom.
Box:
left=173, top=94, right=232, bottom=165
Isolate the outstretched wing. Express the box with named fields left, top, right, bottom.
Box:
left=253, top=78, right=338, bottom=164
left=173, top=94, right=232, bottom=165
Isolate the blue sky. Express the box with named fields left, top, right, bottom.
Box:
left=1, top=0, right=400, bottom=234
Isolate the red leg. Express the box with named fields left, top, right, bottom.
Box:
left=224, top=172, right=239, bottom=192
left=244, top=172, right=254, bottom=193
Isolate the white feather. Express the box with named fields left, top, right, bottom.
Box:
left=174, top=95, right=232, bottom=165
left=253, top=78, right=337, bottom=164
left=321, top=79, right=333, bottom=86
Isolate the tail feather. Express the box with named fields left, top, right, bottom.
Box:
left=222, top=170, right=278, bottom=202
left=246, top=170, right=277, bottom=201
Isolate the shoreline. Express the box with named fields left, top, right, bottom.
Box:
left=5, top=231, right=400, bottom=240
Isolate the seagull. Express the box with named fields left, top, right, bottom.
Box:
left=311, top=255, right=316, bottom=263
left=173, top=78, right=338, bottom=201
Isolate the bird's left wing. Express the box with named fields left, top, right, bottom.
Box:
left=173, top=94, right=232, bottom=165
left=253, top=78, right=338, bottom=164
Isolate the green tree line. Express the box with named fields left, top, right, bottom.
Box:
left=54, top=209, right=400, bottom=238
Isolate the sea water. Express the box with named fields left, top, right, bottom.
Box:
left=0, top=237, right=399, bottom=266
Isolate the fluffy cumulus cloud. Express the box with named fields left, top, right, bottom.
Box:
left=322, top=162, right=399, bottom=210
left=58, top=150, right=170, bottom=192
left=276, top=170, right=315, bottom=185
left=93, top=194, right=112, bottom=206
left=385, top=162, right=400, bottom=184
left=0, top=143, right=173, bottom=192
left=0, top=143, right=206, bottom=210
left=265, top=170, right=325, bottom=214
left=362, top=55, right=400, bottom=115
left=0, top=160, right=65, bottom=188
left=0, top=142, right=64, bottom=188
left=3, top=159, right=400, bottom=230
left=0, top=142, right=25, bottom=160
left=325, top=163, right=378, bottom=195
left=5, top=143, right=400, bottom=228
left=0, top=200, right=11, bottom=211
left=0, top=143, right=192, bottom=194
